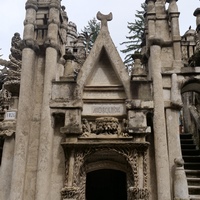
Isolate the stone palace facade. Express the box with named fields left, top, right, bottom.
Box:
left=0, top=0, right=200, bottom=199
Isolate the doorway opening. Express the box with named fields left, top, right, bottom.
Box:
left=86, top=169, right=127, bottom=200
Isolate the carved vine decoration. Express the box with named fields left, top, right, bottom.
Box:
left=143, top=151, right=148, bottom=188
left=61, top=145, right=149, bottom=200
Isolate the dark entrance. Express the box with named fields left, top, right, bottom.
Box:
left=86, top=169, right=127, bottom=200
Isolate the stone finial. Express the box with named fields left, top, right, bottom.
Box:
left=174, top=157, right=184, bottom=167
left=96, top=11, right=113, bottom=28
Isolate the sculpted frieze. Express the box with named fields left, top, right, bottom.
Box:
left=81, top=117, right=129, bottom=137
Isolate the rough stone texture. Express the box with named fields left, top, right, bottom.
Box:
left=1, top=0, right=200, bottom=200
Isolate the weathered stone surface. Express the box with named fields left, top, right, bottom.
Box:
left=2, top=0, right=200, bottom=200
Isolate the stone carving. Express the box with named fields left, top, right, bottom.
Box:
left=81, top=118, right=91, bottom=133
left=81, top=117, right=129, bottom=137
left=143, top=151, right=148, bottom=188
left=60, top=186, right=79, bottom=199
left=96, top=117, right=120, bottom=134
left=97, top=11, right=113, bottom=28
left=0, top=89, right=12, bottom=110
left=0, top=120, right=16, bottom=137
left=61, top=145, right=150, bottom=199
left=0, top=33, right=22, bottom=95
left=129, top=187, right=149, bottom=200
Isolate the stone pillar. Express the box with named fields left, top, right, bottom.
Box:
left=174, top=158, right=189, bottom=200
left=35, top=1, right=60, bottom=199
left=167, top=0, right=182, bottom=67
left=9, top=1, right=38, bottom=200
left=166, top=108, right=182, bottom=197
left=0, top=135, right=15, bottom=200
left=146, top=0, right=156, bottom=39
left=67, top=150, right=75, bottom=187
left=63, top=52, right=76, bottom=80
left=166, top=74, right=183, bottom=185
left=150, top=38, right=171, bottom=200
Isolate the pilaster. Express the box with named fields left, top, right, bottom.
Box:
left=167, top=0, right=182, bottom=67
left=35, top=0, right=61, bottom=199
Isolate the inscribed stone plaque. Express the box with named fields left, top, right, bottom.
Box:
left=5, top=111, right=17, bottom=120
left=82, top=103, right=126, bottom=116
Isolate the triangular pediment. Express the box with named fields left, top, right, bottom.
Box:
left=86, top=48, right=122, bottom=86
left=76, top=12, right=131, bottom=99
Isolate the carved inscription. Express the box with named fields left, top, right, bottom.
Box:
left=82, top=103, right=125, bottom=116
left=93, top=106, right=120, bottom=114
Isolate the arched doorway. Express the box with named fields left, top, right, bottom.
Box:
left=86, top=169, right=127, bottom=200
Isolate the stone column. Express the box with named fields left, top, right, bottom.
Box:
left=146, top=0, right=156, bottom=39
left=167, top=0, right=182, bottom=67
left=35, top=1, right=60, bottom=199
left=166, top=74, right=183, bottom=183
left=150, top=38, right=171, bottom=199
left=0, top=97, right=19, bottom=200
left=0, top=134, right=15, bottom=200
left=9, top=1, right=38, bottom=200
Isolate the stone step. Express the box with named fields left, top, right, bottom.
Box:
left=182, top=149, right=200, bottom=156
left=189, top=186, right=200, bottom=195
left=185, top=170, right=200, bottom=178
left=190, top=194, right=200, bottom=200
left=181, top=139, right=195, bottom=145
left=187, top=177, right=200, bottom=186
left=181, top=144, right=197, bottom=149
left=180, top=133, right=193, bottom=139
left=185, top=162, right=200, bottom=170
left=183, top=156, right=200, bottom=163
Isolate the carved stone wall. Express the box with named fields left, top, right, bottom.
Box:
left=61, top=144, right=149, bottom=200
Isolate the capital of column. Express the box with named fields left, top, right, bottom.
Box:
left=21, top=39, right=39, bottom=52
left=44, top=39, right=60, bottom=52
left=0, top=121, right=16, bottom=137
left=25, top=0, right=38, bottom=11
left=47, top=19, right=60, bottom=26
left=49, top=0, right=61, bottom=10
left=149, top=37, right=164, bottom=47
left=23, top=18, right=36, bottom=26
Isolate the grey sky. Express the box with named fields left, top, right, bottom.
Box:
left=0, top=0, right=199, bottom=60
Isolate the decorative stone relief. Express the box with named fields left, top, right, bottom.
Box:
left=129, top=187, right=149, bottom=200
left=0, top=89, right=12, bottom=110
left=81, top=117, right=129, bottom=137
left=61, top=145, right=149, bottom=200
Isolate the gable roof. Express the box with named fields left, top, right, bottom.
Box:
left=76, top=11, right=131, bottom=99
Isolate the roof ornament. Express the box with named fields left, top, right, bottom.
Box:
left=96, top=11, right=113, bottom=29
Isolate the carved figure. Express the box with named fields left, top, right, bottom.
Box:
left=82, top=118, right=91, bottom=133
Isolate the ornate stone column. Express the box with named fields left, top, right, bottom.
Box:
left=9, top=1, right=38, bottom=199
left=35, top=0, right=61, bottom=199
left=149, top=38, right=171, bottom=200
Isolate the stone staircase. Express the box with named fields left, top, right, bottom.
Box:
left=180, top=133, right=200, bottom=200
